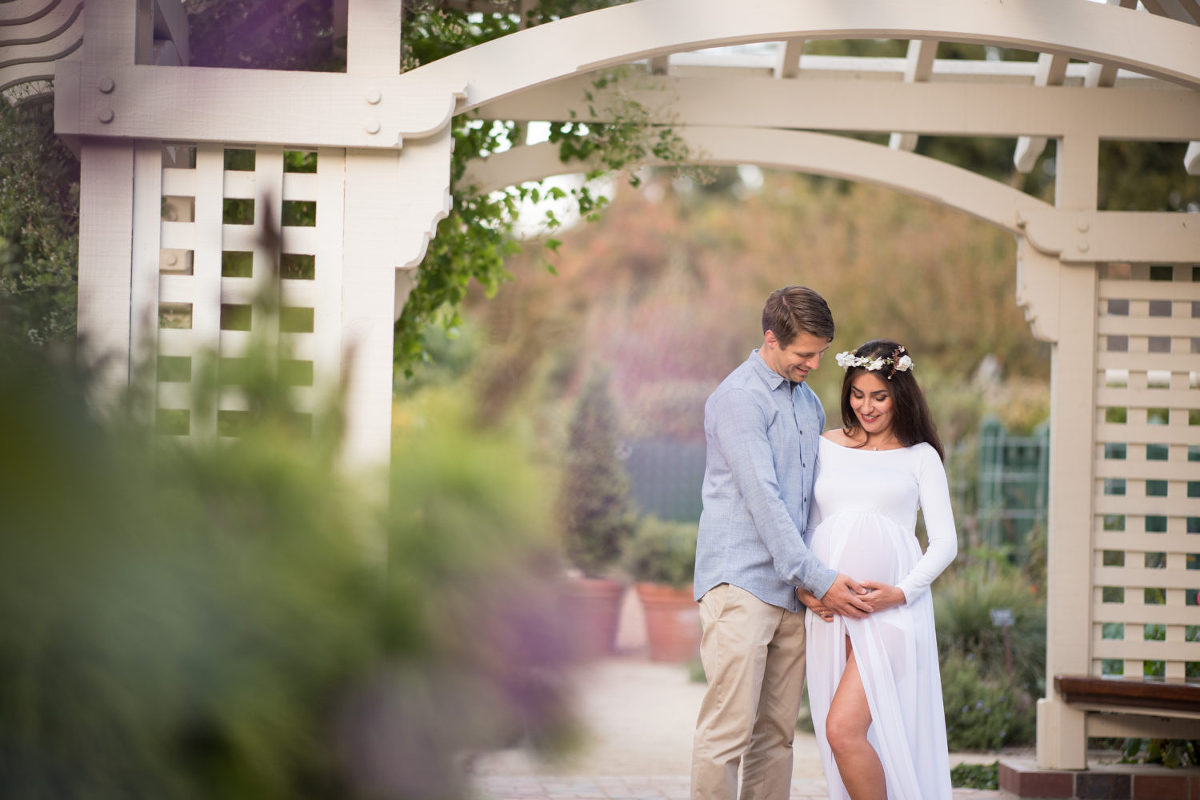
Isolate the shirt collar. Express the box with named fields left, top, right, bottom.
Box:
left=749, top=348, right=792, bottom=393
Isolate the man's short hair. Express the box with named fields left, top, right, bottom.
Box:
left=762, top=286, right=834, bottom=346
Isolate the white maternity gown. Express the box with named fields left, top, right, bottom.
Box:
left=804, top=437, right=958, bottom=800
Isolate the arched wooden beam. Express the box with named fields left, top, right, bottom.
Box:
left=463, top=128, right=1200, bottom=264
left=464, top=127, right=1049, bottom=235
left=411, top=0, right=1200, bottom=112
left=54, top=0, right=1200, bottom=147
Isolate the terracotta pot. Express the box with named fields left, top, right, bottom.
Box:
left=561, top=577, right=626, bottom=660
left=636, top=582, right=701, bottom=663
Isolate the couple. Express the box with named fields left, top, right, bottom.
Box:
left=691, top=286, right=957, bottom=800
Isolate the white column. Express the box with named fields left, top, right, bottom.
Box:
left=345, top=0, right=402, bottom=75
left=1036, top=133, right=1100, bottom=771
left=339, top=129, right=452, bottom=470
left=129, top=140, right=164, bottom=417
left=341, top=149, right=402, bottom=470
left=76, top=141, right=135, bottom=401
left=66, top=0, right=139, bottom=404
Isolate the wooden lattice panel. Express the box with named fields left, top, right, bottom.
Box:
left=1093, top=262, right=1200, bottom=683
left=146, top=144, right=345, bottom=439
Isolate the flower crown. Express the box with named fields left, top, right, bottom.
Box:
left=835, top=346, right=914, bottom=380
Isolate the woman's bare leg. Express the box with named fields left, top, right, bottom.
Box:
left=825, top=642, right=885, bottom=800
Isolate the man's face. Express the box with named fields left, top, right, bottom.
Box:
left=762, top=331, right=830, bottom=384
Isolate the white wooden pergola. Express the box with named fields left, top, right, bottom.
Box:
left=3, top=0, right=1198, bottom=776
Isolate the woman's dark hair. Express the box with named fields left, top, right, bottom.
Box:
left=839, top=339, right=945, bottom=461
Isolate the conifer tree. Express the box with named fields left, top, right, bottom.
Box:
left=559, top=368, right=636, bottom=578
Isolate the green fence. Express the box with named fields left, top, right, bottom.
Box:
left=976, top=416, right=1049, bottom=562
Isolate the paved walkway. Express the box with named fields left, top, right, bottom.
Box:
left=469, top=654, right=1007, bottom=800
left=474, top=773, right=1003, bottom=800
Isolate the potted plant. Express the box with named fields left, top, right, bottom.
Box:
left=625, top=516, right=700, bottom=663
left=557, top=368, right=637, bottom=659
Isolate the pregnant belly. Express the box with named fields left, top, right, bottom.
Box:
left=809, top=511, right=917, bottom=585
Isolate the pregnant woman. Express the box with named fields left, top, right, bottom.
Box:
left=798, top=340, right=958, bottom=800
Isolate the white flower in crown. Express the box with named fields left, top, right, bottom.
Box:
left=835, top=348, right=916, bottom=377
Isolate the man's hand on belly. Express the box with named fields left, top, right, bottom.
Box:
left=819, top=573, right=873, bottom=618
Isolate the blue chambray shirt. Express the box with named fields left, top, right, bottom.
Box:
left=693, top=349, right=837, bottom=612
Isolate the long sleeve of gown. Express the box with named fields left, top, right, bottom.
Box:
left=896, top=445, right=958, bottom=605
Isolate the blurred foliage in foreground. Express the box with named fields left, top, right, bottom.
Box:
left=0, top=330, right=577, bottom=798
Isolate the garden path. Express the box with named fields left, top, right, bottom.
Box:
left=471, top=637, right=1015, bottom=799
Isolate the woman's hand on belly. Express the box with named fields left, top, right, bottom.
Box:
left=859, top=581, right=906, bottom=612
left=797, top=588, right=835, bottom=622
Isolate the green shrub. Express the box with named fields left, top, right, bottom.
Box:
left=935, top=555, right=1042, bottom=751
left=940, top=654, right=1035, bottom=750
left=950, top=761, right=999, bottom=789
left=0, top=99, right=79, bottom=347
left=935, top=559, right=1046, bottom=697
left=1119, top=738, right=1200, bottom=768
left=624, top=516, right=697, bottom=588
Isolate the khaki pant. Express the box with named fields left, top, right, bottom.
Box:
left=690, top=584, right=807, bottom=800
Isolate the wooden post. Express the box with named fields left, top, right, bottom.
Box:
left=1036, top=133, right=1099, bottom=771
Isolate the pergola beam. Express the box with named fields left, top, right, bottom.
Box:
left=477, top=75, right=1200, bottom=142
left=54, top=66, right=1200, bottom=148
left=1014, top=52, right=1071, bottom=173
left=773, top=37, right=804, bottom=79
left=889, top=38, right=938, bottom=152
left=54, top=62, right=466, bottom=148
left=51, top=0, right=1200, bottom=150
left=671, top=51, right=1155, bottom=85
left=411, top=0, right=1200, bottom=112
left=1084, top=0, right=1141, bottom=88
left=1186, top=141, right=1200, bottom=174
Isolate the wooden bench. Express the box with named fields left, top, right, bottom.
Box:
left=1054, top=674, right=1200, bottom=715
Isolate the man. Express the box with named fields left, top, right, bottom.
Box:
left=691, top=286, right=871, bottom=800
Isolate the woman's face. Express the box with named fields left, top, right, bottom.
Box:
left=849, top=371, right=894, bottom=439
